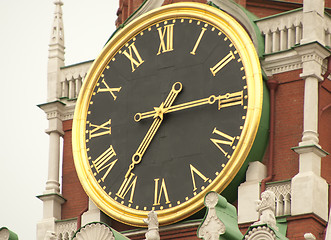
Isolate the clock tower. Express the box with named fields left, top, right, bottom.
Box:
left=37, top=0, right=331, bottom=239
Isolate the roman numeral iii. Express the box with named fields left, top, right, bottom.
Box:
left=157, top=24, right=174, bottom=55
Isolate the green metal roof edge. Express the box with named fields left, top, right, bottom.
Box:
left=208, top=1, right=265, bottom=59
left=0, top=227, right=19, bottom=240
left=197, top=192, right=243, bottom=240
left=55, top=217, right=77, bottom=223
left=105, top=0, right=149, bottom=45
left=255, top=7, right=303, bottom=22
left=36, top=192, right=67, bottom=202
left=37, top=100, right=66, bottom=108
left=61, top=59, right=94, bottom=69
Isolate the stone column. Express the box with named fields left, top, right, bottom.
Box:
left=291, top=0, right=329, bottom=221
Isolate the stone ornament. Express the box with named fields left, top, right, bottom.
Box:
left=253, top=190, right=278, bottom=231
left=0, top=227, right=18, bottom=240
left=244, top=226, right=276, bottom=240
left=198, top=192, right=226, bottom=240
left=197, top=191, right=243, bottom=240
left=73, top=223, right=115, bottom=240
left=0, top=228, right=10, bottom=240
left=143, top=211, right=160, bottom=240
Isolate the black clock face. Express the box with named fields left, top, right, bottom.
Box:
left=86, top=18, right=247, bottom=210
left=74, top=3, right=264, bottom=227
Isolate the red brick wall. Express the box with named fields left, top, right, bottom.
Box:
left=61, top=120, right=88, bottom=219
left=261, top=70, right=303, bottom=181
left=286, top=215, right=327, bottom=240
left=320, top=78, right=331, bottom=196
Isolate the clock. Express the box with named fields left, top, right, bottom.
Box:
left=73, top=2, right=268, bottom=227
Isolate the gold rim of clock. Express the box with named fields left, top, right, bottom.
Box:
left=72, top=2, right=263, bottom=227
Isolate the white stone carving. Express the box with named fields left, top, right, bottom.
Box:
left=56, top=219, right=77, bottom=240
left=197, top=192, right=226, bottom=240
left=253, top=190, right=278, bottom=231
left=266, top=181, right=291, bottom=216
left=304, top=233, right=316, bottom=240
left=244, top=226, right=276, bottom=240
left=0, top=228, right=10, bottom=240
left=44, top=231, right=56, bottom=240
left=73, top=223, right=114, bottom=240
left=144, top=211, right=160, bottom=240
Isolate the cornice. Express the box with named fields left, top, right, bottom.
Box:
left=262, top=49, right=302, bottom=76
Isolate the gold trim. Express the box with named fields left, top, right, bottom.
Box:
left=73, top=2, right=262, bottom=227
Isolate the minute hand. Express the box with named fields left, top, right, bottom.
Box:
left=134, top=91, right=243, bottom=122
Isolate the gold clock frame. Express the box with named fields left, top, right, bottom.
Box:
left=73, top=2, right=263, bottom=227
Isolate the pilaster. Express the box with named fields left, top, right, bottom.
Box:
left=238, top=161, right=267, bottom=224
left=291, top=29, right=330, bottom=221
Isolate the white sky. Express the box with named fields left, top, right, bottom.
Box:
left=0, top=1, right=118, bottom=239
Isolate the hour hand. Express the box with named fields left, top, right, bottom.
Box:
left=125, top=82, right=182, bottom=178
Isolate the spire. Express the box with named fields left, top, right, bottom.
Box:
left=47, top=0, right=65, bottom=102
left=50, top=0, right=64, bottom=48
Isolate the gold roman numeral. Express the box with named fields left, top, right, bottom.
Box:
left=210, top=128, right=236, bottom=156
left=116, top=173, right=137, bottom=203
left=92, top=145, right=117, bottom=182
left=122, top=42, right=144, bottom=72
left=88, top=119, right=111, bottom=139
left=190, top=164, right=209, bottom=192
left=153, top=178, right=171, bottom=206
left=157, top=24, right=174, bottom=55
left=190, top=27, right=207, bottom=55
left=218, top=90, right=244, bottom=109
left=210, top=51, right=235, bottom=76
left=97, top=79, right=122, bottom=101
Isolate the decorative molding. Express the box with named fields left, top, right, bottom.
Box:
left=244, top=226, right=276, bottom=240
left=266, top=181, right=291, bottom=216
left=198, top=193, right=226, bottom=239
left=56, top=219, right=77, bottom=240
left=73, top=223, right=115, bottom=240
left=197, top=192, right=243, bottom=240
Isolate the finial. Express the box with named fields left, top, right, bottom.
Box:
left=54, top=0, right=63, bottom=6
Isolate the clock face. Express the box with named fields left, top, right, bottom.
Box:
left=73, top=3, right=263, bottom=227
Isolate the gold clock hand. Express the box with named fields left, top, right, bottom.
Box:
left=125, top=82, right=182, bottom=178
left=134, top=90, right=244, bottom=122
left=134, top=94, right=216, bottom=122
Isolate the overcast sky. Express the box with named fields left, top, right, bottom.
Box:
left=0, top=1, right=118, bottom=239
